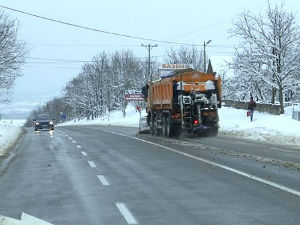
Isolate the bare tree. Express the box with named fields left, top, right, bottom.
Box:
left=164, top=46, right=204, bottom=71
left=58, top=50, right=150, bottom=120
left=0, top=10, right=27, bottom=103
left=228, top=2, right=300, bottom=113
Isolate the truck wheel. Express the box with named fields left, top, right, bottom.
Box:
left=165, top=116, right=171, bottom=138
left=154, top=120, right=158, bottom=135
left=151, top=120, right=155, bottom=135
left=154, top=120, right=161, bottom=136
left=162, top=116, right=166, bottom=137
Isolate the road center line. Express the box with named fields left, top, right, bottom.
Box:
left=92, top=128, right=300, bottom=197
left=81, top=151, right=87, bottom=156
left=68, top=137, right=72, bottom=140
left=88, top=161, right=96, bottom=168
left=116, top=203, right=138, bottom=224
left=97, top=175, right=110, bottom=186
left=72, top=140, right=76, bottom=144
left=76, top=145, right=82, bottom=149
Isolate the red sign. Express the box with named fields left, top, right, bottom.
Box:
left=125, top=94, right=144, bottom=102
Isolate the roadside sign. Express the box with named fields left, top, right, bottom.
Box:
left=159, top=64, right=194, bottom=78
left=125, top=94, right=144, bottom=102
left=125, top=90, right=142, bottom=95
left=160, top=64, right=193, bottom=69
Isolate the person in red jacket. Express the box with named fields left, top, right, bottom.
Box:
left=248, top=97, right=257, bottom=122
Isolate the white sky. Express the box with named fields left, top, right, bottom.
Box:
left=0, top=0, right=299, bottom=117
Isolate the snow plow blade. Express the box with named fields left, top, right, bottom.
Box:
left=139, top=116, right=150, bottom=133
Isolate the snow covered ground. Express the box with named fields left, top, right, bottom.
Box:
left=60, top=105, right=146, bottom=128
left=0, top=119, right=25, bottom=156
left=218, top=106, right=300, bottom=146
left=60, top=104, right=300, bottom=146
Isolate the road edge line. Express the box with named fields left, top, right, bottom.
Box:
left=93, top=128, right=300, bottom=197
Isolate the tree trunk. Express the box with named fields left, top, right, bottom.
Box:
left=278, top=85, right=284, bottom=114
left=254, top=81, right=264, bottom=101
left=271, top=88, right=277, bottom=104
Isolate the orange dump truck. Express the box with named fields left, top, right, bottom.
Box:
left=142, top=69, right=222, bottom=137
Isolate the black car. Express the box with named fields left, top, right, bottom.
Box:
left=34, top=114, right=54, bottom=131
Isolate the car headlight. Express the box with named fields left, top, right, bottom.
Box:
left=49, top=121, right=54, bottom=125
left=35, top=122, right=39, bottom=125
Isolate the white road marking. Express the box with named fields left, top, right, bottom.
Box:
left=116, top=203, right=137, bottom=224
left=97, top=175, right=110, bottom=186
left=88, top=161, right=96, bottom=168
left=0, top=213, right=54, bottom=225
left=72, top=140, right=76, bottom=144
left=21, top=212, right=53, bottom=225
left=68, top=137, right=72, bottom=140
left=92, top=128, right=300, bottom=197
left=270, top=147, right=293, bottom=153
left=81, top=151, right=87, bottom=156
left=76, top=145, right=82, bottom=149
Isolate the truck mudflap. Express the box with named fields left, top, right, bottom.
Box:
left=192, top=125, right=210, bottom=132
left=192, top=124, right=219, bottom=136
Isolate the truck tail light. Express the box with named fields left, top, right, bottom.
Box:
left=171, top=114, right=181, bottom=119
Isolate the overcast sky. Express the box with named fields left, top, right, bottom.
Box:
left=0, top=0, right=299, bottom=117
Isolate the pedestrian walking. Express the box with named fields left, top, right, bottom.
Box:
left=248, top=97, right=256, bottom=122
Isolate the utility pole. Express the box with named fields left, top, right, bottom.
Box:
left=141, top=44, right=157, bottom=126
left=141, top=44, right=158, bottom=82
left=203, top=40, right=212, bottom=73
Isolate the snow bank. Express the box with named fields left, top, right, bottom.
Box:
left=0, top=119, right=25, bottom=156
left=60, top=105, right=146, bottom=128
left=219, top=106, right=300, bottom=145
left=60, top=105, right=300, bottom=146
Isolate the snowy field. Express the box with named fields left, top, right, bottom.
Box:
left=60, top=104, right=300, bottom=146
left=0, top=119, right=25, bottom=156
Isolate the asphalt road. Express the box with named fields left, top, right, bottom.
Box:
left=0, top=125, right=299, bottom=225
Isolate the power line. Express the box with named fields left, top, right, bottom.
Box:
left=28, top=42, right=235, bottom=48
left=29, top=43, right=145, bottom=47
left=24, top=65, right=81, bottom=69
left=0, top=4, right=203, bottom=47
left=25, top=61, right=89, bottom=64
left=25, top=55, right=165, bottom=63
left=208, top=44, right=234, bottom=48
left=26, top=57, right=92, bottom=63
left=163, top=20, right=229, bottom=41
left=162, top=1, right=264, bottom=41
left=24, top=51, right=231, bottom=66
